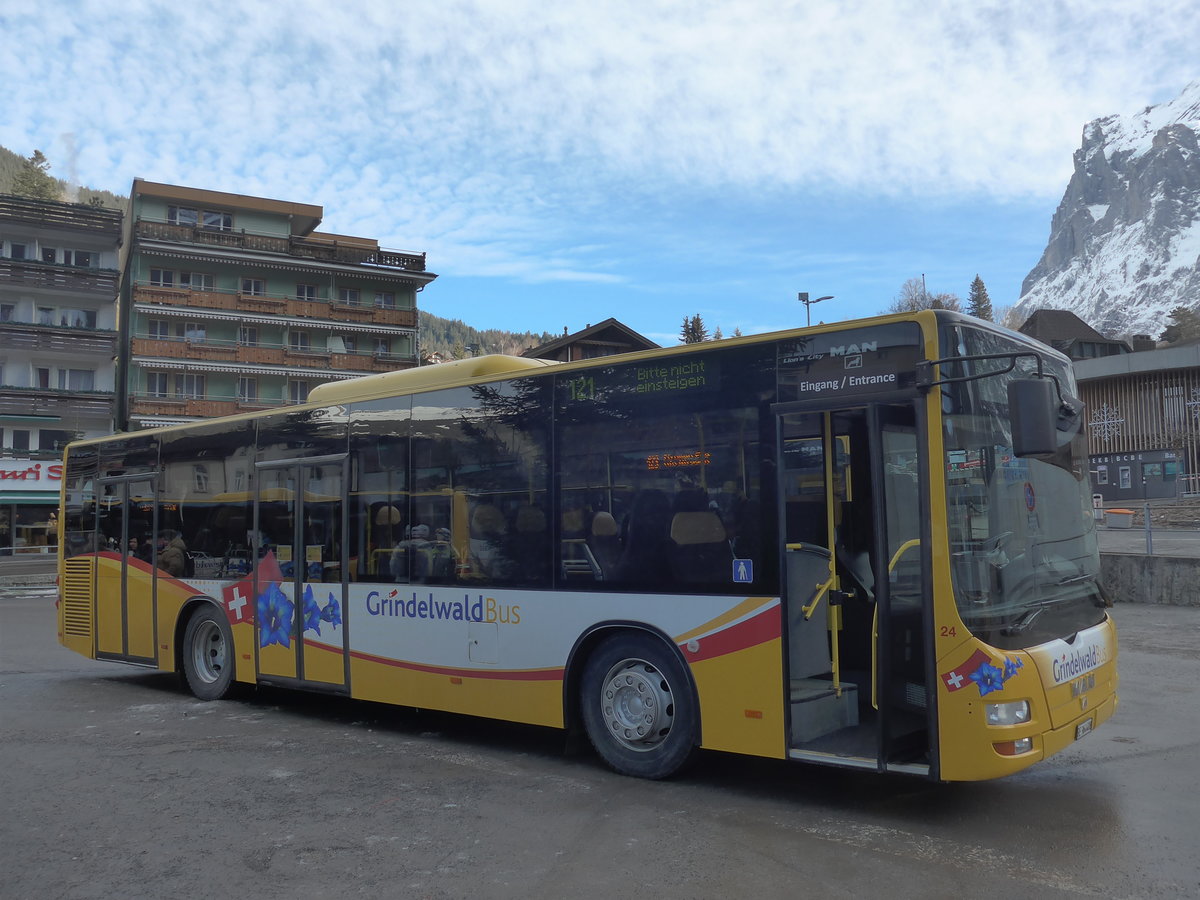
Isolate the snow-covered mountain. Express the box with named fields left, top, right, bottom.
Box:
left=1014, top=81, right=1200, bottom=338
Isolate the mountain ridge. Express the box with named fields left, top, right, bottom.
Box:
left=1014, top=81, right=1200, bottom=338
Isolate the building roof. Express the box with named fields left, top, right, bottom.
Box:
left=131, top=178, right=323, bottom=237
left=1018, top=309, right=1111, bottom=344
left=523, top=317, right=658, bottom=359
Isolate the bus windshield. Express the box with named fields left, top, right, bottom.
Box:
left=940, top=324, right=1107, bottom=650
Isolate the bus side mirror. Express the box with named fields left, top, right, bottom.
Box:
left=1009, top=378, right=1057, bottom=458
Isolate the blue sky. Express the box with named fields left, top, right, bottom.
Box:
left=3, top=1, right=1198, bottom=345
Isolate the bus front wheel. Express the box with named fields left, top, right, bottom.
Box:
left=181, top=605, right=236, bottom=701
left=580, top=633, right=696, bottom=779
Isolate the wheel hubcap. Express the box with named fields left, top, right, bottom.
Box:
left=600, top=658, right=675, bottom=752
left=191, top=620, right=226, bottom=684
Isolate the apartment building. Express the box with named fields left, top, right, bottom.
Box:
left=0, top=194, right=122, bottom=553
left=118, top=179, right=434, bottom=429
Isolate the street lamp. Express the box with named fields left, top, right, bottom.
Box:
left=798, top=293, right=834, bottom=327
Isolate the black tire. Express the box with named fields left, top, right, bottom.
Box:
left=181, top=605, right=237, bottom=700
left=580, top=632, right=697, bottom=779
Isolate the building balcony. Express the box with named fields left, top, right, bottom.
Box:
left=130, top=337, right=415, bottom=374
left=0, top=258, right=119, bottom=297
left=133, top=219, right=427, bottom=272
left=132, top=283, right=418, bottom=328
left=0, top=323, right=118, bottom=356
left=0, top=386, right=115, bottom=419
left=0, top=195, right=122, bottom=235
left=128, top=393, right=291, bottom=419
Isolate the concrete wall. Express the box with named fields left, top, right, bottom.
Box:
left=1101, top=553, right=1200, bottom=606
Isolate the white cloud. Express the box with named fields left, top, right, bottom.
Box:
left=2, top=0, right=1197, bottom=292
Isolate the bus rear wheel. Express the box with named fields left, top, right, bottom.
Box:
left=182, top=605, right=236, bottom=701
left=580, top=633, right=696, bottom=779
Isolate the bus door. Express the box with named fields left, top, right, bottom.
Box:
left=778, top=403, right=931, bottom=773
left=94, top=474, right=157, bottom=664
left=254, top=456, right=348, bottom=690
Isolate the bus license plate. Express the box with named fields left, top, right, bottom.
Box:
left=1075, top=719, right=1094, bottom=740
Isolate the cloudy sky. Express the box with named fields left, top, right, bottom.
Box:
left=3, top=1, right=1197, bottom=344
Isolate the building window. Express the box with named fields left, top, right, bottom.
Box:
left=181, top=271, right=214, bottom=291
left=239, top=326, right=258, bottom=346
left=168, top=206, right=199, bottom=227
left=237, top=377, right=258, bottom=402
left=0, top=304, right=14, bottom=322
left=42, top=247, right=57, bottom=263
left=59, top=308, right=97, bottom=328
left=175, top=373, right=205, bottom=399
left=63, top=250, right=95, bottom=267
left=241, top=278, right=265, bottom=296
left=40, top=429, right=75, bottom=451
left=289, top=331, right=311, bottom=351
left=192, top=464, right=211, bottom=492
left=374, top=291, right=395, bottom=309
left=147, top=319, right=171, bottom=340
left=338, top=288, right=361, bottom=306
left=36, top=368, right=50, bottom=389
left=374, top=338, right=390, bottom=355
left=184, top=322, right=206, bottom=343
left=58, top=369, right=95, bottom=391
left=147, top=373, right=168, bottom=397
left=296, top=283, right=317, bottom=301
left=12, top=430, right=30, bottom=452
left=289, top=381, right=310, bottom=404
left=150, top=268, right=174, bottom=287
left=9, top=243, right=26, bottom=259
left=342, top=335, right=358, bottom=353
left=37, top=307, right=54, bottom=325
left=201, top=210, right=233, bottom=231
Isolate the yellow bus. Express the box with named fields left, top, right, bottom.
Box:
left=57, top=310, right=1117, bottom=780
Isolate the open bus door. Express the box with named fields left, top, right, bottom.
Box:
left=778, top=403, right=933, bottom=774
left=253, top=455, right=349, bottom=690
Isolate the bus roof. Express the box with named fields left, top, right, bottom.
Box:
left=307, top=355, right=558, bottom=405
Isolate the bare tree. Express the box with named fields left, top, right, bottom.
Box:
left=887, top=277, right=962, bottom=313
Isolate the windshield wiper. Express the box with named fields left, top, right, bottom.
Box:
left=1003, top=607, right=1045, bottom=635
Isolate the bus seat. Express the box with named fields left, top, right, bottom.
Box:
left=588, top=511, right=621, bottom=575
left=668, top=510, right=731, bottom=583
left=610, top=490, right=672, bottom=585
left=515, top=505, right=546, bottom=536
left=468, top=504, right=505, bottom=577
left=512, top=505, right=550, bottom=583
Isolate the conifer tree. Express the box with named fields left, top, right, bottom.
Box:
left=13, top=150, right=58, bottom=201
left=1159, top=306, right=1200, bottom=344
left=967, top=275, right=994, bottom=321
left=680, top=314, right=710, bottom=343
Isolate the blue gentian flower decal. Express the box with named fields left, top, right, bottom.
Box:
left=970, top=662, right=1006, bottom=696
left=1003, top=656, right=1024, bottom=680
left=302, top=584, right=322, bottom=636
left=321, top=592, right=342, bottom=628
left=257, top=582, right=294, bottom=648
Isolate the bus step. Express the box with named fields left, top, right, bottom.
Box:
left=790, top=678, right=859, bottom=744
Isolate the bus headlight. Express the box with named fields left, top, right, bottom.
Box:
left=986, top=700, right=1030, bottom=726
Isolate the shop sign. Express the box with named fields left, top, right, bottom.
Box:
left=0, top=460, right=63, bottom=493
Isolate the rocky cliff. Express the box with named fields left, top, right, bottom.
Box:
left=1015, top=82, right=1200, bottom=338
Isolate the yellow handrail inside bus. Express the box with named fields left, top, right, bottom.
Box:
left=872, top=538, right=922, bottom=710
